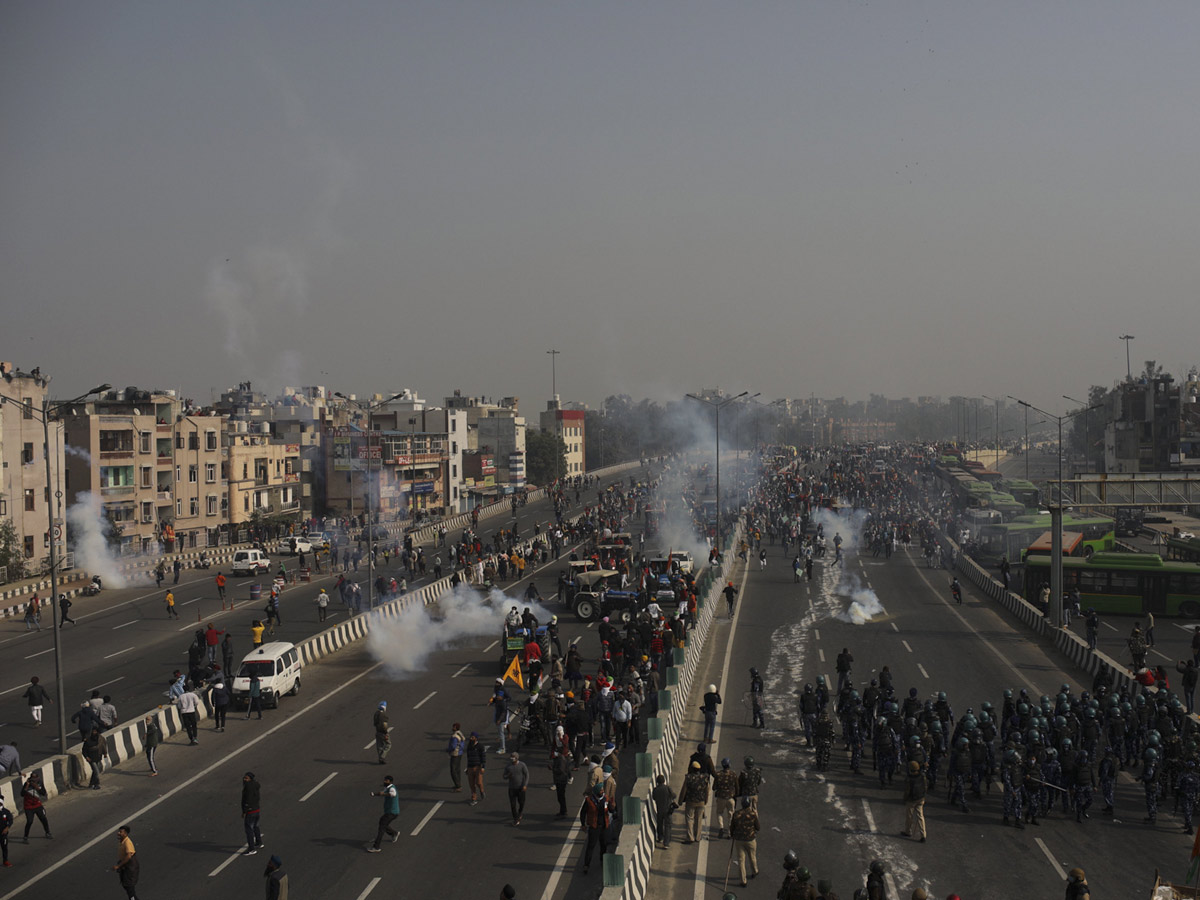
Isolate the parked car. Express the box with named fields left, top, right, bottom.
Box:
left=231, top=548, right=271, bottom=576
left=284, top=536, right=314, bottom=556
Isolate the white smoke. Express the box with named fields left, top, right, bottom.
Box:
left=367, top=585, right=556, bottom=679
left=66, top=492, right=129, bottom=588
left=63, top=444, right=92, bottom=464
left=810, top=505, right=871, bottom=553
left=834, top=570, right=886, bottom=625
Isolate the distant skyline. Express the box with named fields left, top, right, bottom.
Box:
left=3, top=3, right=1197, bottom=420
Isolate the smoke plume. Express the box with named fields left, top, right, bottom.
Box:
left=66, top=492, right=129, bottom=588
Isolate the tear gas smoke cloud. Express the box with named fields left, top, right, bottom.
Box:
left=367, top=584, right=556, bottom=680
left=66, top=492, right=129, bottom=588
left=835, top=571, right=886, bottom=625
left=63, top=444, right=92, bottom=464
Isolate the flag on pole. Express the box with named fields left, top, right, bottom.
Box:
left=502, top=653, right=524, bottom=691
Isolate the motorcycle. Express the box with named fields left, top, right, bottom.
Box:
left=195, top=553, right=213, bottom=570
left=82, top=575, right=103, bottom=596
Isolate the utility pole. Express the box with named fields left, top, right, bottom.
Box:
left=1119, top=334, right=1135, bottom=382
left=547, top=349, right=561, bottom=485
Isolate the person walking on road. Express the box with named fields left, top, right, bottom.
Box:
left=367, top=775, right=400, bottom=852
left=374, top=702, right=391, bottom=764
left=467, top=732, right=487, bottom=806
left=222, top=633, right=235, bottom=675
left=20, top=773, right=50, bottom=841
left=738, top=756, right=764, bottom=811
left=580, top=783, right=614, bottom=876
left=111, top=824, right=139, bottom=900
left=551, top=749, right=571, bottom=817
left=155, top=560, right=166, bottom=588
left=701, top=685, right=721, bottom=743
left=173, top=557, right=182, bottom=584
left=712, top=758, right=739, bottom=838
left=177, top=686, right=201, bottom=744
left=315, top=589, right=330, bottom=623
left=165, top=589, right=179, bottom=619
left=58, top=594, right=75, bottom=627
left=678, top=761, right=710, bottom=844
left=722, top=582, right=738, bottom=618
left=0, top=797, right=12, bottom=868
left=503, top=752, right=529, bottom=826
left=22, top=677, right=51, bottom=727
left=447, top=723, right=465, bottom=791
left=730, top=797, right=760, bottom=887
left=900, top=760, right=927, bottom=842
left=215, top=571, right=227, bottom=604
left=246, top=673, right=264, bottom=720
left=241, top=772, right=264, bottom=855
left=651, top=774, right=676, bottom=847
left=83, top=728, right=108, bottom=790
left=143, top=715, right=161, bottom=776
left=264, top=854, right=288, bottom=900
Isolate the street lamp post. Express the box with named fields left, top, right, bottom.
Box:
left=0, top=381, right=110, bottom=754
left=1119, top=334, right=1135, bottom=382
left=333, top=391, right=405, bottom=608
left=409, top=416, right=418, bottom=523
left=547, top=349, right=561, bottom=486
left=1010, top=395, right=1101, bottom=627
left=686, top=391, right=748, bottom=554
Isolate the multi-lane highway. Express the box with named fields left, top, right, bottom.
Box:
left=645, top=517, right=1188, bottom=900
left=0, top=466, right=646, bottom=763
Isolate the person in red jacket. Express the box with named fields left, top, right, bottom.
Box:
left=204, top=624, right=225, bottom=665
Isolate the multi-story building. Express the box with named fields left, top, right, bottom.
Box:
left=1104, top=375, right=1200, bottom=473
left=226, top=430, right=302, bottom=528
left=540, top=397, right=586, bottom=477
left=0, top=363, right=60, bottom=573
left=63, top=387, right=226, bottom=553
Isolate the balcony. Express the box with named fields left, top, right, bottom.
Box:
left=157, top=490, right=172, bottom=502
left=99, top=450, right=135, bottom=461
left=100, top=485, right=135, bottom=497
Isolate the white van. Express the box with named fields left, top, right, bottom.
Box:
left=231, top=548, right=271, bottom=576
left=231, top=642, right=301, bottom=709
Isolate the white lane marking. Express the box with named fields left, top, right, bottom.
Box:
left=355, top=877, right=383, bottom=900
left=299, top=771, right=338, bottom=802
left=2, top=659, right=386, bottom=900
left=863, top=801, right=900, bottom=898
left=413, top=691, right=437, bottom=710
left=814, top=628, right=821, bottom=640
left=818, top=648, right=826, bottom=663
left=1035, top=836, right=1067, bottom=879
left=1102, top=622, right=1119, bottom=632
left=917, top=664, right=930, bottom=679
left=587, top=621, right=596, bottom=629
left=570, top=636, right=582, bottom=646
left=180, top=598, right=198, bottom=606
left=24, top=648, right=54, bottom=659
left=208, top=847, right=246, bottom=877
left=451, top=664, right=471, bottom=678
left=87, top=677, right=125, bottom=692
left=538, top=821, right=583, bottom=900
left=482, top=640, right=498, bottom=653
left=1176, top=623, right=1197, bottom=634
left=902, top=640, right=913, bottom=653
left=363, top=739, right=376, bottom=750
left=104, top=646, right=135, bottom=659
left=113, top=620, right=138, bottom=630
left=410, top=800, right=444, bottom=836
left=1151, top=649, right=1172, bottom=662
left=861, top=798, right=876, bottom=832
left=891, top=622, right=900, bottom=632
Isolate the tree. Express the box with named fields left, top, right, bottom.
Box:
left=0, top=519, right=25, bottom=583
left=526, top=430, right=567, bottom=486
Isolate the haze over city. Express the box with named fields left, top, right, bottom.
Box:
left=4, top=2, right=1198, bottom=411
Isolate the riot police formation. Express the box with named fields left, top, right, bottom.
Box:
left=794, top=646, right=1200, bottom=834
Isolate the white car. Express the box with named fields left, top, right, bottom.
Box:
left=231, top=642, right=301, bottom=709
left=284, top=536, right=313, bottom=556
left=231, top=549, right=270, bottom=576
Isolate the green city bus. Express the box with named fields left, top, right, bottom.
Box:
left=1024, top=552, right=1200, bottom=618
left=1166, top=535, right=1200, bottom=564
left=975, top=513, right=1116, bottom=565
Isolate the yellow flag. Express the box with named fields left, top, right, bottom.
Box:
left=503, top=653, right=524, bottom=691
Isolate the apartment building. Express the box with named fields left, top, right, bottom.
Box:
left=0, top=364, right=59, bottom=572
left=227, top=429, right=302, bottom=526
left=540, top=397, right=586, bottom=476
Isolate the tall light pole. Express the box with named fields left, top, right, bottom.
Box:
left=1119, top=334, right=1135, bottom=382
left=1, top=381, right=110, bottom=753
left=982, top=395, right=1001, bottom=468
left=547, top=349, right=561, bottom=486
left=1063, top=394, right=1092, bottom=474
left=687, top=391, right=748, bottom=552
left=333, top=391, right=404, bottom=608
left=1010, top=395, right=1101, bottom=627
left=409, top=416, right=419, bottom=522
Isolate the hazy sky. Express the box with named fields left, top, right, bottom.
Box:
left=4, top=2, right=1197, bottom=417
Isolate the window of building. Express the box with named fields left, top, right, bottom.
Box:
left=221, top=496, right=228, bottom=515
left=24, top=535, right=34, bottom=557
left=175, top=465, right=181, bottom=482
left=175, top=434, right=183, bottom=450
left=205, top=463, right=216, bottom=483
left=242, top=463, right=248, bottom=480
left=188, top=433, right=198, bottom=450
left=243, top=495, right=250, bottom=512
left=24, top=489, right=35, bottom=511
left=206, top=431, right=218, bottom=451
left=23, top=442, right=34, bottom=464
left=176, top=498, right=182, bottom=516
left=452, top=464, right=457, bottom=477
left=207, top=495, right=219, bottom=515
left=141, top=467, right=153, bottom=488
left=189, top=497, right=199, bottom=516
left=140, top=432, right=151, bottom=453
left=0, top=499, right=6, bottom=516
left=142, top=501, right=154, bottom=523
left=23, top=399, right=33, bottom=420
left=188, top=464, right=198, bottom=483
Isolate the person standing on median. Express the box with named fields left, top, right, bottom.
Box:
left=367, top=775, right=400, bottom=852
left=504, top=752, right=529, bottom=826
left=143, top=715, right=161, bottom=776
left=178, top=685, right=201, bottom=744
